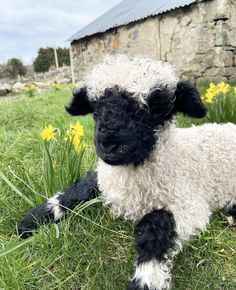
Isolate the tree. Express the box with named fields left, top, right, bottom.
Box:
left=0, top=64, right=5, bottom=79
left=33, top=47, right=54, bottom=73
left=33, top=47, right=70, bottom=73
left=57, top=47, right=70, bottom=67
left=5, top=58, right=26, bottom=79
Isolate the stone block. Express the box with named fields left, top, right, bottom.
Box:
left=12, top=82, right=24, bottom=92
left=196, top=76, right=228, bottom=85
left=214, top=49, right=233, bottom=67
left=223, top=67, right=236, bottom=78
left=233, top=55, right=236, bottom=67
left=196, top=52, right=215, bottom=70
left=205, top=67, right=222, bottom=77
left=0, top=83, right=12, bottom=96
left=215, top=20, right=230, bottom=46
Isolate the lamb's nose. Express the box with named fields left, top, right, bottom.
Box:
left=99, top=142, right=118, bottom=154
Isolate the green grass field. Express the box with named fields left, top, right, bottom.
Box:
left=0, top=89, right=235, bottom=289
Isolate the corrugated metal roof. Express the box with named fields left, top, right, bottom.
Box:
left=69, top=0, right=198, bottom=42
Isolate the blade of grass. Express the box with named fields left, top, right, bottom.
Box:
left=42, top=142, right=56, bottom=195
left=0, top=169, right=35, bottom=207
left=0, top=237, right=34, bottom=258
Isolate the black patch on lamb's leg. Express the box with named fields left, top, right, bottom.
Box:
left=128, top=279, right=150, bottom=290
left=18, top=172, right=99, bottom=239
left=227, top=204, right=236, bottom=219
left=58, top=171, right=99, bottom=209
left=135, top=209, right=176, bottom=264
left=18, top=204, right=55, bottom=239
left=128, top=209, right=178, bottom=290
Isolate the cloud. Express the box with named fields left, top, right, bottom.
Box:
left=0, top=0, right=121, bottom=64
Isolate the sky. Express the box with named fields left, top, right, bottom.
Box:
left=0, top=0, right=121, bottom=64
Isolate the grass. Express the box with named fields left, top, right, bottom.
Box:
left=0, top=89, right=235, bottom=289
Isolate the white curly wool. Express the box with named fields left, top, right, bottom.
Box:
left=83, top=54, right=236, bottom=288
left=133, top=259, right=171, bottom=289
left=47, top=192, right=65, bottom=221
left=86, top=54, right=178, bottom=104
left=97, top=123, right=236, bottom=241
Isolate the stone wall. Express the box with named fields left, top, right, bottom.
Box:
left=0, top=65, right=74, bottom=96
left=71, top=0, right=236, bottom=83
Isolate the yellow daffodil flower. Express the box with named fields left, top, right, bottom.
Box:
left=40, top=125, right=57, bottom=141
left=204, top=83, right=218, bottom=103
left=65, top=121, right=85, bottom=152
left=23, top=85, right=30, bottom=93
left=205, top=91, right=215, bottom=103
left=203, top=82, right=231, bottom=104
left=65, top=121, right=84, bottom=140
left=71, top=121, right=84, bottom=137
left=24, top=84, right=38, bottom=93
left=31, top=84, right=38, bottom=90
left=73, top=137, right=87, bottom=152
left=234, top=87, right=236, bottom=94
left=51, top=83, right=62, bottom=90
left=217, top=82, right=230, bottom=94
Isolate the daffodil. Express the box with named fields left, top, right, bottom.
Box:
left=23, top=85, right=30, bottom=92
left=51, top=83, right=62, bottom=90
left=234, top=87, right=236, bottom=94
left=40, top=125, right=57, bottom=141
left=204, top=83, right=218, bottom=103
left=71, top=121, right=84, bottom=137
left=205, top=91, right=215, bottom=103
left=31, top=84, right=38, bottom=91
left=65, top=121, right=84, bottom=141
left=65, top=121, right=85, bottom=152
left=73, top=137, right=87, bottom=152
left=217, top=82, right=230, bottom=94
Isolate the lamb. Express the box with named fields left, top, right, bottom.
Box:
left=18, top=54, right=236, bottom=290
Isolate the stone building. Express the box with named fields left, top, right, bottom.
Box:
left=69, top=0, right=236, bottom=83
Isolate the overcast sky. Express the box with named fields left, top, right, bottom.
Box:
left=0, top=0, right=121, bottom=64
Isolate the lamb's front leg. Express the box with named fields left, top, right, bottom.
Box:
left=128, top=209, right=181, bottom=290
left=18, top=171, right=99, bottom=238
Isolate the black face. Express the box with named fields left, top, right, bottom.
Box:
left=66, top=81, right=207, bottom=166
left=92, top=86, right=174, bottom=166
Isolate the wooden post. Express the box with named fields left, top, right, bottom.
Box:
left=53, top=45, right=59, bottom=70
left=69, top=45, right=75, bottom=85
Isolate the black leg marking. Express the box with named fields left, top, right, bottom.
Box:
left=58, top=171, right=98, bottom=210
left=18, top=204, right=55, bottom=239
left=18, top=171, right=99, bottom=238
left=128, top=279, right=150, bottom=290
left=128, top=209, right=178, bottom=290
left=135, top=209, right=176, bottom=264
left=227, top=204, right=236, bottom=219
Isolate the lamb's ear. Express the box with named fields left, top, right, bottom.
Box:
left=173, top=81, right=207, bottom=118
left=65, top=87, right=94, bottom=116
